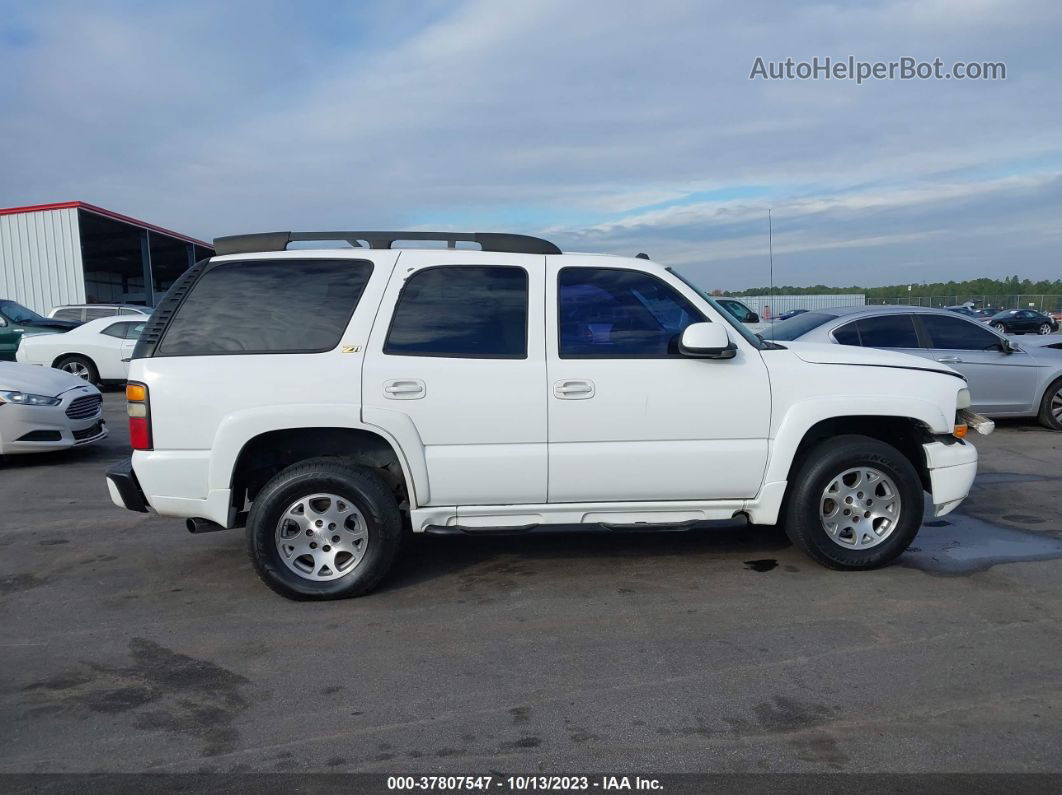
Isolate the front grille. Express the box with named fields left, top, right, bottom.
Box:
left=72, top=421, right=103, bottom=441
left=66, top=394, right=102, bottom=420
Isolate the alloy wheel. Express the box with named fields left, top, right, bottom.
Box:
left=820, top=467, right=901, bottom=550
left=60, top=361, right=91, bottom=380
left=274, top=493, right=369, bottom=581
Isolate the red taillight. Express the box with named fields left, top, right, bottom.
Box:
left=126, top=381, right=152, bottom=450
left=129, top=416, right=152, bottom=450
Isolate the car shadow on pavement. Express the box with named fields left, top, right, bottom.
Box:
left=377, top=522, right=794, bottom=594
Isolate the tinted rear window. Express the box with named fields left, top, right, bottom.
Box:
left=158, top=259, right=371, bottom=355
left=854, top=314, right=920, bottom=348
left=763, top=312, right=836, bottom=341
left=384, top=266, right=528, bottom=358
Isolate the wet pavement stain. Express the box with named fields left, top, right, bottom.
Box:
left=725, top=696, right=836, bottom=735
left=901, top=511, right=1062, bottom=575
left=790, top=732, right=850, bottom=769
left=20, top=637, right=252, bottom=757
left=974, top=472, right=1062, bottom=485
left=1002, top=514, right=1046, bottom=524
left=744, top=559, right=778, bottom=572
left=0, top=573, right=47, bottom=595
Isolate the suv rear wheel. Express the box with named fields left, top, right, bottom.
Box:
left=783, top=435, right=923, bottom=570
left=246, top=459, right=402, bottom=600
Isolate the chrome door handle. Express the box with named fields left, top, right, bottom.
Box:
left=554, top=380, right=595, bottom=399
left=936, top=356, right=963, bottom=363
left=383, top=379, right=425, bottom=399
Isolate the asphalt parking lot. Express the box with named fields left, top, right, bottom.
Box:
left=1, top=393, right=1061, bottom=774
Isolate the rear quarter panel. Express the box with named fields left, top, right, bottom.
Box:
left=129, top=251, right=405, bottom=500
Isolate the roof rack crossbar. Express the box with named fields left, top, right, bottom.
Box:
left=213, top=231, right=561, bottom=256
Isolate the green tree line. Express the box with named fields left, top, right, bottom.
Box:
left=725, top=275, right=1062, bottom=300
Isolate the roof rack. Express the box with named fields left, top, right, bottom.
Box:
left=212, top=231, right=561, bottom=257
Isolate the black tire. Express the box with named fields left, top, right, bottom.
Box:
left=1039, top=323, right=1052, bottom=335
left=54, top=354, right=99, bottom=384
left=1037, top=377, right=1062, bottom=431
left=783, top=435, right=924, bottom=570
left=246, top=458, right=402, bottom=600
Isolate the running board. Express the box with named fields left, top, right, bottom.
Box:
left=423, top=516, right=748, bottom=537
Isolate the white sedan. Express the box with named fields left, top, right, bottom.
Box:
left=16, top=316, right=144, bottom=384
left=0, top=361, right=107, bottom=454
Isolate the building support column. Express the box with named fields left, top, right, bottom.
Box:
left=140, top=229, right=155, bottom=307
left=186, top=243, right=195, bottom=270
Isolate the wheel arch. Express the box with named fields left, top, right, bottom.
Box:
left=228, top=426, right=418, bottom=520
left=784, top=416, right=934, bottom=495
left=51, top=352, right=97, bottom=370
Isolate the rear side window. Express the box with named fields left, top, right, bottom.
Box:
left=832, top=322, right=860, bottom=346
left=834, top=315, right=920, bottom=348
left=384, top=266, right=528, bottom=358
left=84, top=307, right=116, bottom=320
left=52, top=308, right=83, bottom=321
left=101, top=321, right=140, bottom=339
left=157, top=259, right=372, bottom=355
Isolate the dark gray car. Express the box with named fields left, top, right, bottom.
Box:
left=765, top=305, right=1062, bottom=430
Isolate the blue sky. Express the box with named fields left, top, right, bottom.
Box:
left=2, top=0, right=1060, bottom=290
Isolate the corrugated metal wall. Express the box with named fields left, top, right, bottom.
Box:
left=0, top=207, right=85, bottom=315
left=728, top=294, right=865, bottom=314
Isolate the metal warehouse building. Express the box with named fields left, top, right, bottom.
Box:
left=0, top=201, right=214, bottom=315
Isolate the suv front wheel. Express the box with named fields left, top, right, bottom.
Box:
left=783, top=435, right=924, bottom=570
left=246, top=459, right=402, bottom=600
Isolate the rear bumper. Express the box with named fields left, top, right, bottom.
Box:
left=923, top=438, right=978, bottom=516
left=106, top=459, right=149, bottom=513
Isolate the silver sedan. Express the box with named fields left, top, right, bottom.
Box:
left=765, top=305, right=1062, bottom=430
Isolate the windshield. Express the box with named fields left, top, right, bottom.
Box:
left=0, top=300, right=46, bottom=323
left=761, top=311, right=837, bottom=341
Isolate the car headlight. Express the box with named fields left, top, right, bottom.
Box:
left=0, top=390, right=62, bottom=406
left=956, top=387, right=971, bottom=410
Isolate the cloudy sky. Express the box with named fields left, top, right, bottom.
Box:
left=2, top=0, right=1060, bottom=290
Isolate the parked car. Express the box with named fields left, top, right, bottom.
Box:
left=715, top=298, right=768, bottom=332
left=987, top=309, right=1058, bottom=335
left=764, top=305, right=1062, bottom=429
left=0, top=361, right=107, bottom=454
left=777, top=308, right=808, bottom=321
left=0, top=299, right=77, bottom=361
left=945, top=306, right=991, bottom=321
left=47, top=304, right=152, bottom=324
left=107, top=230, right=979, bottom=600
left=16, top=316, right=145, bottom=384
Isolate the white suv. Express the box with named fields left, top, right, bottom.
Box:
left=106, top=231, right=981, bottom=600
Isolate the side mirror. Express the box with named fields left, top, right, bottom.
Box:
left=746, top=312, right=760, bottom=324
left=680, top=322, right=736, bottom=359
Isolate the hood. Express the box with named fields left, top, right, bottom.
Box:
left=0, top=361, right=98, bottom=397
left=782, top=341, right=962, bottom=378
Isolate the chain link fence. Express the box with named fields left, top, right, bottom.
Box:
left=868, top=295, right=1062, bottom=313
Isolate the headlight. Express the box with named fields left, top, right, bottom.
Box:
left=956, top=387, right=971, bottom=410
left=0, top=390, right=61, bottom=406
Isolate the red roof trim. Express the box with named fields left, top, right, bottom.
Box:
left=0, top=200, right=214, bottom=249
